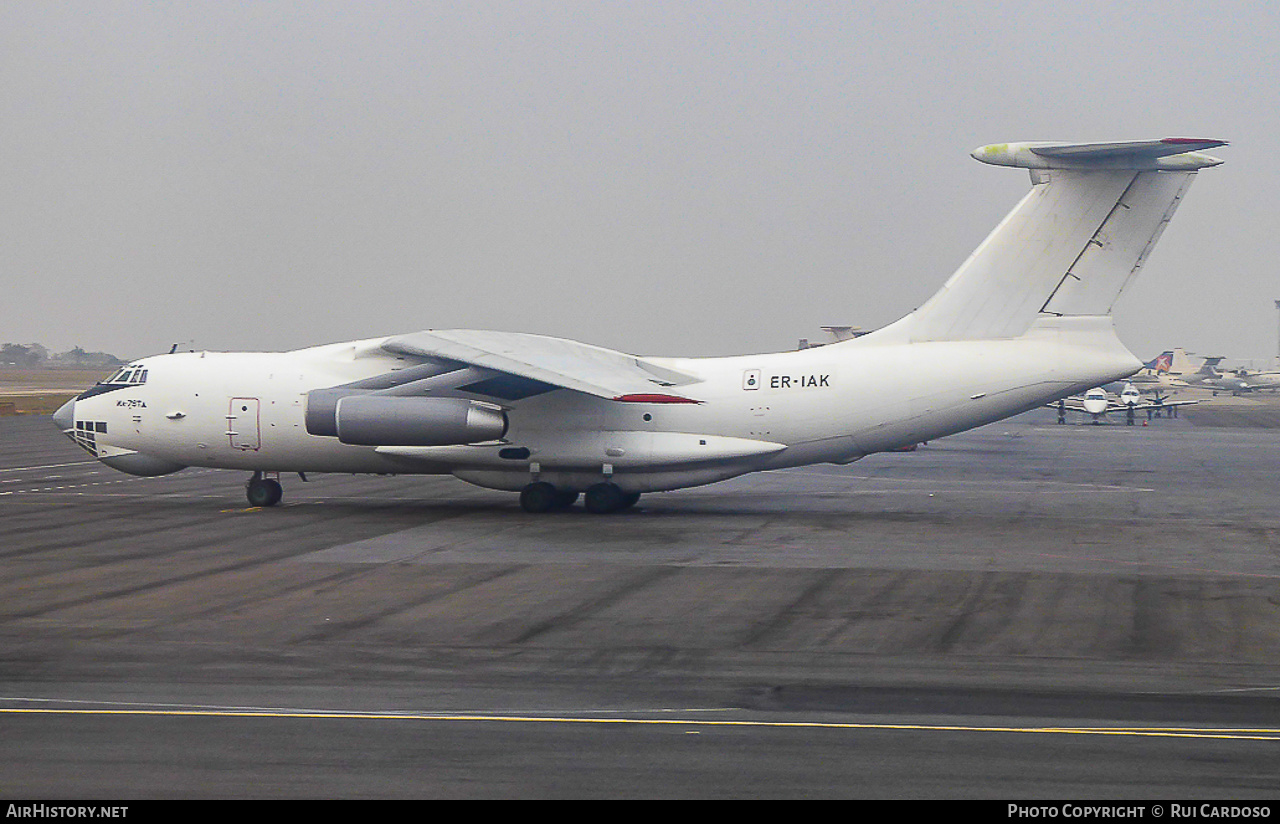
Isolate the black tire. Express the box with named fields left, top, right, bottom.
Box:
left=584, top=483, right=626, bottom=514
left=247, top=478, right=283, bottom=507
left=520, top=482, right=560, bottom=513
left=552, top=489, right=580, bottom=509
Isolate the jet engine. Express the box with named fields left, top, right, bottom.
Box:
left=333, top=396, right=507, bottom=446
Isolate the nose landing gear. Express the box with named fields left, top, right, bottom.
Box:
left=246, top=471, right=283, bottom=507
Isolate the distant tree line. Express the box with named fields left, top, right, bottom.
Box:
left=0, top=343, right=124, bottom=368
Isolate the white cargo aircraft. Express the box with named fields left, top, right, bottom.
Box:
left=53, top=138, right=1226, bottom=513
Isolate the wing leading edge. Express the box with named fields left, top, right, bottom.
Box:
left=381, top=329, right=703, bottom=404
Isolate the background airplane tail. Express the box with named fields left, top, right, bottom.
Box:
left=1144, top=351, right=1174, bottom=373
left=1197, top=356, right=1225, bottom=375
left=874, top=139, right=1224, bottom=344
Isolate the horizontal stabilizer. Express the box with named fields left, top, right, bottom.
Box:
left=973, top=138, right=1226, bottom=171
left=1198, top=356, right=1225, bottom=373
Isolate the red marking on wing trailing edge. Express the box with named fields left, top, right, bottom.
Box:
left=1161, top=137, right=1226, bottom=145
left=612, top=394, right=702, bottom=404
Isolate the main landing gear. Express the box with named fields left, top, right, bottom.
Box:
left=519, top=481, right=640, bottom=514
left=518, top=481, right=578, bottom=513
left=246, top=471, right=283, bottom=507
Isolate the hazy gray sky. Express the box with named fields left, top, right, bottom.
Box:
left=3, top=2, right=1278, bottom=363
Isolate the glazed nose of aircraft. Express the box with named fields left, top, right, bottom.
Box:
left=52, top=398, right=75, bottom=431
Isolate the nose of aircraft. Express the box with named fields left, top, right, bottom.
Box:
left=52, top=398, right=75, bottom=431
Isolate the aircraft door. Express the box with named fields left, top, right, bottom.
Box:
left=228, top=397, right=261, bottom=451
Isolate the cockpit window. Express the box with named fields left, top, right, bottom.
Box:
left=104, top=366, right=148, bottom=385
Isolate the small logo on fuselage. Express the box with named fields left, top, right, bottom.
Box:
left=742, top=369, right=832, bottom=390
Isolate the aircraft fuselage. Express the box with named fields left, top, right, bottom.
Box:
left=53, top=137, right=1225, bottom=511
left=60, top=316, right=1138, bottom=496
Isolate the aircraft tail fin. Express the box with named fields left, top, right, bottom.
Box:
left=1164, top=347, right=1201, bottom=375
left=875, top=139, right=1225, bottom=344
left=1198, top=356, right=1225, bottom=374
left=1144, top=351, right=1174, bottom=373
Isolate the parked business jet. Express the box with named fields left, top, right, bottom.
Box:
left=1192, top=359, right=1255, bottom=394
left=1224, top=367, right=1280, bottom=391
left=1144, top=349, right=1260, bottom=394
left=52, top=138, right=1226, bottom=513
left=1182, top=357, right=1280, bottom=394
left=1049, top=382, right=1199, bottom=425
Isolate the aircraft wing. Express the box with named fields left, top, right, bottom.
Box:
left=1122, top=398, right=1200, bottom=411
left=380, top=329, right=704, bottom=403
left=1046, top=398, right=1201, bottom=413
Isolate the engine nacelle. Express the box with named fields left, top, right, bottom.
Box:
left=334, top=396, right=507, bottom=446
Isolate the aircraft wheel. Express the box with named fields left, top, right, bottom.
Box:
left=520, top=482, right=560, bottom=513
left=246, top=478, right=283, bottom=507
left=584, top=482, right=627, bottom=514
left=553, top=489, right=580, bottom=509
left=619, top=491, right=641, bottom=510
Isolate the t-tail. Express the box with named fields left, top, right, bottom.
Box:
left=869, top=138, right=1226, bottom=347
left=1196, top=356, right=1226, bottom=375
